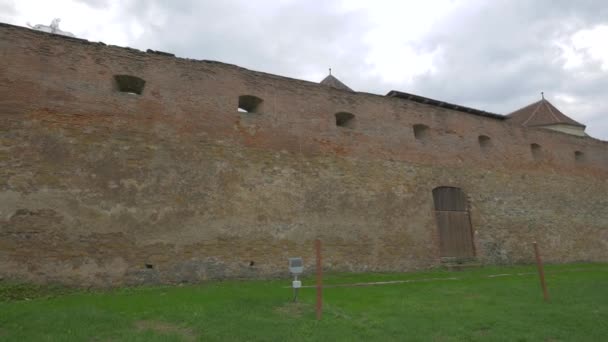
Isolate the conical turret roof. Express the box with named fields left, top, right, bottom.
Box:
left=320, top=74, right=353, bottom=92
left=507, top=96, right=585, bottom=128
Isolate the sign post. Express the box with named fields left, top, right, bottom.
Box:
left=288, top=257, right=303, bottom=302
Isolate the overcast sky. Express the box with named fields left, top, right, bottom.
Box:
left=2, top=0, right=608, bottom=140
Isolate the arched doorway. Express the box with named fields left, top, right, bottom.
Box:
left=432, top=187, right=475, bottom=258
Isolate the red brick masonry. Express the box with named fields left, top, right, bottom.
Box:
left=0, top=23, right=606, bottom=286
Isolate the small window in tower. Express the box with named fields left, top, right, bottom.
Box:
left=478, top=135, right=492, bottom=149
left=114, top=75, right=146, bottom=95
left=531, top=143, right=542, bottom=160
left=335, top=112, right=355, bottom=129
left=413, top=124, right=430, bottom=140
left=574, top=150, right=585, bottom=162
left=238, top=95, right=263, bottom=113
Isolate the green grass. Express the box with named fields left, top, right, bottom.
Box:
left=0, top=263, right=606, bottom=341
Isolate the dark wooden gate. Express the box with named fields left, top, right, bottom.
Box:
left=432, top=187, right=474, bottom=258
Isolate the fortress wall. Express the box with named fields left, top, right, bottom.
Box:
left=1, top=23, right=607, bottom=286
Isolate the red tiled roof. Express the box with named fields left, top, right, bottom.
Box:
left=507, top=98, right=585, bottom=128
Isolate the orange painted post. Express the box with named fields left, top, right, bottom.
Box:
left=315, top=239, right=323, bottom=320
left=533, top=241, right=550, bottom=302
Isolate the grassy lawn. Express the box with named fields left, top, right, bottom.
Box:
left=0, top=263, right=606, bottom=341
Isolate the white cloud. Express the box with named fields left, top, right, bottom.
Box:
left=558, top=25, right=608, bottom=71
left=5, top=0, right=143, bottom=46
left=341, top=0, right=461, bottom=86
left=365, top=44, right=440, bottom=84
left=572, top=25, right=608, bottom=71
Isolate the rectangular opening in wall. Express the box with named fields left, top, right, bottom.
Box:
left=531, top=143, right=542, bottom=160
left=413, top=124, right=430, bottom=140
left=114, top=75, right=146, bottom=95
left=238, top=95, right=263, bottom=113
left=335, top=112, right=355, bottom=129
left=478, top=135, right=491, bottom=150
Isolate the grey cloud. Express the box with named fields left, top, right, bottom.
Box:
left=0, top=1, right=16, bottom=22
left=69, top=0, right=608, bottom=139
left=124, top=0, right=372, bottom=83
left=408, top=0, right=608, bottom=139
left=73, top=0, right=110, bottom=9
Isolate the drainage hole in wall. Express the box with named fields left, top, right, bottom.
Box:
left=145, top=263, right=154, bottom=269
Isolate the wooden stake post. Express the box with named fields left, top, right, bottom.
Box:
left=533, top=241, right=550, bottom=302
left=315, top=239, right=323, bottom=320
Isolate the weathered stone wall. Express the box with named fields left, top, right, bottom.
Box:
left=1, top=23, right=607, bottom=286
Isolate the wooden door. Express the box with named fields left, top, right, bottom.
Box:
left=432, top=187, right=474, bottom=258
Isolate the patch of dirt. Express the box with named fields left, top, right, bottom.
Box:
left=134, top=320, right=197, bottom=341
left=432, top=333, right=449, bottom=342
left=274, top=302, right=312, bottom=318
left=474, top=326, right=491, bottom=337
left=464, top=294, right=481, bottom=300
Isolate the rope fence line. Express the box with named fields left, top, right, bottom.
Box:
left=289, top=277, right=460, bottom=289
left=282, top=267, right=604, bottom=289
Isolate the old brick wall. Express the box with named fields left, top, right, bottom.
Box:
left=1, top=23, right=607, bottom=286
